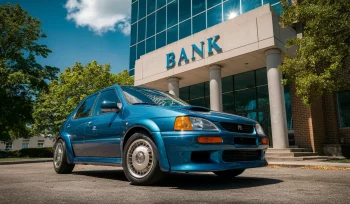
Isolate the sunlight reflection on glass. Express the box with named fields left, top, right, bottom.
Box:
left=228, top=11, right=238, bottom=19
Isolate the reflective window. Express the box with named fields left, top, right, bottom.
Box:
left=139, top=0, right=146, bottom=20
left=75, top=95, right=97, bottom=119
left=147, top=13, right=155, bottom=38
left=179, top=87, right=189, bottom=101
left=129, top=45, right=136, bottom=69
left=131, top=1, right=138, bottom=24
left=205, top=81, right=210, bottom=96
left=207, top=5, right=222, bottom=28
left=192, top=0, right=206, bottom=16
left=190, top=98, right=205, bottom=107
left=192, top=12, right=206, bottom=34
left=263, top=0, right=281, bottom=5
left=338, top=91, right=350, bottom=128
left=284, top=85, right=293, bottom=130
left=167, top=25, right=178, bottom=45
left=272, top=3, right=282, bottom=15
left=179, top=0, right=191, bottom=22
left=157, top=0, right=166, bottom=9
left=22, top=143, right=29, bottom=149
left=190, top=83, right=204, bottom=100
left=257, top=86, right=269, bottom=109
left=235, top=89, right=257, bottom=112
left=222, top=76, right=233, bottom=93
left=223, top=93, right=234, bottom=113
left=242, top=0, right=262, bottom=14
left=256, top=68, right=267, bottom=86
left=129, top=69, right=135, bottom=76
left=208, top=0, right=222, bottom=9
left=138, top=18, right=146, bottom=42
left=137, top=41, right=145, bottom=59
left=131, top=24, right=137, bottom=45
left=235, top=71, right=255, bottom=90
left=146, top=37, right=155, bottom=53
left=179, top=19, right=191, bottom=40
left=156, top=7, right=166, bottom=33
left=167, top=0, right=178, bottom=28
left=223, top=0, right=240, bottom=21
left=156, top=31, right=166, bottom=49
left=94, top=89, right=120, bottom=115
left=147, top=0, right=156, bottom=14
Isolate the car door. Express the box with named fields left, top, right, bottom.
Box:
left=67, top=94, right=98, bottom=157
left=83, top=88, right=123, bottom=158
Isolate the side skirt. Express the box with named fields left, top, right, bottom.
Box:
left=73, top=157, right=122, bottom=167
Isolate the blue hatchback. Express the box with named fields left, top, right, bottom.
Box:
left=53, top=85, right=269, bottom=185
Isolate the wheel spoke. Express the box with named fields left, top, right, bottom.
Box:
left=126, top=139, right=154, bottom=179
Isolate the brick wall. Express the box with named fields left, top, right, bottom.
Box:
left=322, top=93, right=340, bottom=144
left=291, top=85, right=326, bottom=153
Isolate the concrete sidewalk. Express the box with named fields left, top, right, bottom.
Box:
left=268, top=159, right=350, bottom=168
left=0, top=158, right=52, bottom=165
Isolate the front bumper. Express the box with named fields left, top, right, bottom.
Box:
left=161, top=131, right=268, bottom=172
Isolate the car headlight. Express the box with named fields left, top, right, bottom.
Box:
left=255, top=123, right=266, bottom=136
left=174, top=116, right=219, bottom=131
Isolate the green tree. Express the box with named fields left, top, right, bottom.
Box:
left=0, top=4, right=59, bottom=141
left=32, top=61, right=134, bottom=135
left=280, top=0, right=350, bottom=104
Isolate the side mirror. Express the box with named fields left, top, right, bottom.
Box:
left=101, top=101, right=120, bottom=113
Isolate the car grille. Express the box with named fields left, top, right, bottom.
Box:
left=234, top=137, right=257, bottom=145
left=220, top=122, right=254, bottom=133
left=222, top=150, right=262, bottom=162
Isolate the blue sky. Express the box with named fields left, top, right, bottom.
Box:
left=2, top=0, right=131, bottom=74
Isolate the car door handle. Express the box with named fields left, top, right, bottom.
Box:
left=66, top=124, right=71, bottom=128
left=87, top=121, right=93, bottom=126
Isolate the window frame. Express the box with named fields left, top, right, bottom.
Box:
left=72, top=93, right=99, bottom=120
left=92, top=88, right=122, bottom=116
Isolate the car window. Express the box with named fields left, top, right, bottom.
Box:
left=120, top=86, right=189, bottom=106
left=94, top=89, right=121, bottom=115
left=74, top=95, right=97, bottom=119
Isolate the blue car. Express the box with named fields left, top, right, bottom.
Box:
left=53, top=85, right=269, bottom=185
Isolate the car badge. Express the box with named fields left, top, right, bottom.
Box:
left=237, top=125, right=243, bottom=131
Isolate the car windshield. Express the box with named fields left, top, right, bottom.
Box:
left=120, top=86, right=189, bottom=106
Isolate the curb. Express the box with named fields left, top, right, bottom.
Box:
left=268, top=163, right=350, bottom=169
left=0, top=159, right=52, bottom=165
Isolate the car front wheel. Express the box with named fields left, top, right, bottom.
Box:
left=53, top=139, right=75, bottom=174
left=213, top=169, right=245, bottom=178
left=122, top=132, right=166, bottom=185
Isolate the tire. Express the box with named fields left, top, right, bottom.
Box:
left=213, top=169, right=245, bottom=178
left=122, top=132, right=166, bottom=185
left=53, top=139, right=75, bottom=174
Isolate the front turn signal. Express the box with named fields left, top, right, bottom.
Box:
left=197, top=136, right=223, bottom=144
left=261, top=138, right=269, bottom=145
left=174, top=116, right=193, bottom=131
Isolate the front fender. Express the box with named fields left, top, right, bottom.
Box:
left=122, top=119, right=170, bottom=172
left=57, top=132, right=75, bottom=164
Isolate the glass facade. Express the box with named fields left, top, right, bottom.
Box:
left=129, top=0, right=284, bottom=75
left=179, top=68, right=293, bottom=137
left=337, top=91, right=350, bottom=128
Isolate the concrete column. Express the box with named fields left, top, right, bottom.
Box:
left=168, top=77, right=179, bottom=97
left=265, top=48, right=289, bottom=149
left=209, top=65, right=222, bottom=112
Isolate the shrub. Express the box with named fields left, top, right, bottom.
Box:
left=19, top=147, right=54, bottom=158
left=0, top=150, right=9, bottom=158
left=7, top=150, right=20, bottom=157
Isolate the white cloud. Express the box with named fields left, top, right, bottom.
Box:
left=65, top=0, right=131, bottom=35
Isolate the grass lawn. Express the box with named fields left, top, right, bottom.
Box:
left=324, top=158, right=350, bottom=163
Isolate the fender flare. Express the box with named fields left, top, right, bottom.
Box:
left=56, top=132, right=75, bottom=164
left=121, top=119, right=170, bottom=172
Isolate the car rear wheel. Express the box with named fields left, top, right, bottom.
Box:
left=213, top=169, right=245, bottom=178
left=122, top=132, right=166, bottom=185
left=53, top=139, right=75, bottom=174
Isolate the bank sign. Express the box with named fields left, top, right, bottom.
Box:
left=166, top=35, right=222, bottom=69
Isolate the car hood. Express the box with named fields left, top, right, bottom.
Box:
left=162, top=106, right=257, bottom=125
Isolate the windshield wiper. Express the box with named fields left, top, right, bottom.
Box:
left=132, top=102, right=158, bottom=106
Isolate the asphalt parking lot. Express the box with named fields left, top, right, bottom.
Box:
left=0, top=162, right=349, bottom=204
